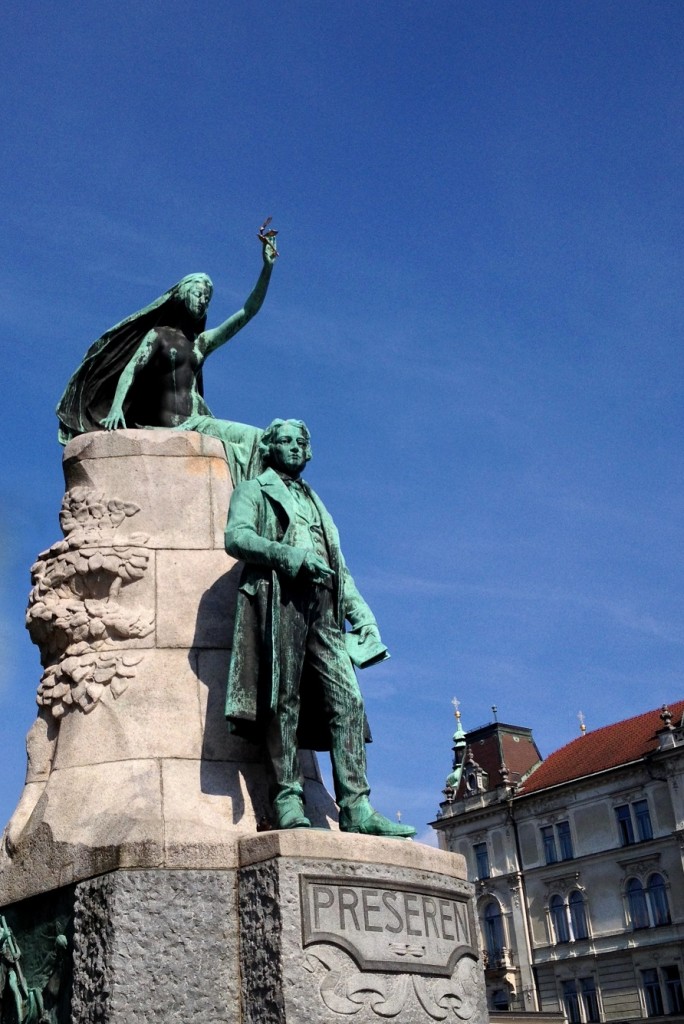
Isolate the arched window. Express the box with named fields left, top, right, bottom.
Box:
left=569, top=890, right=588, bottom=940
left=626, top=877, right=649, bottom=929
left=483, top=901, right=505, bottom=958
left=550, top=894, right=570, bottom=943
left=646, top=873, right=670, bottom=926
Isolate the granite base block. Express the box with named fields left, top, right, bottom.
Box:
left=71, top=869, right=240, bottom=1024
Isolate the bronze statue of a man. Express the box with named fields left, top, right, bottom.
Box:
left=225, top=419, right=416, bottom=838
left=56, top=233, right=277, bottom=484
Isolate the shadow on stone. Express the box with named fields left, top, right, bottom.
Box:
left=191, top=565, right=272, bottom=826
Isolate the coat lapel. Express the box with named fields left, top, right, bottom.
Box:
left=258, top=467, right=296, bottom=529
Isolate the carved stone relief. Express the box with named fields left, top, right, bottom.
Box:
left=26, top=488, right=154, bottom=718
left=303, top=944, right=481, bottom=1020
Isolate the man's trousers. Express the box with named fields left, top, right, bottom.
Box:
left=266, top=581, right=371, bottom=822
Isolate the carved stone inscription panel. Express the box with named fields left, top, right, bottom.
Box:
left=300, top=876, right=476, bottom=977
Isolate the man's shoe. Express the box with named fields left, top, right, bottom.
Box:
left=339, top=809, right=416, bottom=839
left=274, top=799, right=312, bottom=830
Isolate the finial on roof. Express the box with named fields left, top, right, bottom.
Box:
left=452, top=696, right=465, bottom=742
left=492, top=704, right=498, bottom=722
left=578, top=710, right=587, bottom=736
left=660, top=705, right=674, bottom=731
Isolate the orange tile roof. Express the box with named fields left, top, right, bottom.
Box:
left=518, top=700, right=684, bottom=796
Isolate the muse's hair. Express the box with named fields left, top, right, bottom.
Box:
left=259, top=419, right=312, bottom=465
left=177, top=273, right=213, bottom=298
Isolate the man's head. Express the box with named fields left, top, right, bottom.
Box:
left=178, top=274, right=214, bottom=319
left=260, top=419, right=312, bottom=478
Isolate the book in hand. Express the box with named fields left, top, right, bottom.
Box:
left=345, top=631, right=390, bottom=669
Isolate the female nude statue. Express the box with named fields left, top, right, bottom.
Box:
left=57, top=229, right=278, bottom=483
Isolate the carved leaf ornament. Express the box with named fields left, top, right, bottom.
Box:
left=26, top=488, right=154, bottom=718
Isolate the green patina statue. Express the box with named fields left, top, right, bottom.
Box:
left=225, top=419, right=416, bottom=838
left=56, top=227, right=278, bottom=484
left=0, top=916, right=68, bottom=1024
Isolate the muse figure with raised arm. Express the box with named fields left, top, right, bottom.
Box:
left=57, top=229, right=278, bottom=484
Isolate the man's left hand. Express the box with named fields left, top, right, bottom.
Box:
left=357, top=624, right=382, bottom=646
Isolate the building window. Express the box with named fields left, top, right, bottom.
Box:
left=483, top=901, right=505, bottom=960
left=642, top=968, right=665, bottom=1017
left=626, top=874, right=671, bottom=929
left=634, top=799, right=653, bottom=841
left=580, top=977, right=600, bottom=1022
left=646, top=873, right=670, bottom=926
left=541, top=825, right=558, bottom=864
left=557, top=820, right=574, bottom=859
left=562, top=980, right=582, bottom=1024
left=541, top=821, right=573, bottom=864
left=550, top=894, right=570, bottom=943
left=663, top=966, right=684, bottom=1015
left=641, top=966, right=684, bottom=1017
left=561, top=978, right=600, bottom=1024
left=626, top=878, right=650, bottom=929
left=616, top=804, right=635, bottom=845
left=550, top=891, right=589, bottom=944
left=474, top=842, right=490, bottom=879
left=569, top=890, right=589, bottom=940
left=616, top=800, right=653, bottom=846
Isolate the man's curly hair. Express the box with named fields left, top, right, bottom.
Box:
left=259, top=419, right=312, bottom=466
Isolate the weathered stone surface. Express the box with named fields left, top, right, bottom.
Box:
left=209, top=453, right=232, bottom=548
left=51, top=650, right=204, bottom=770
left=196, top=648, right=263, bottom=763
left=160, top=759, right=249, bottom=867
left=25, top=711, right=58, bottom=783
left=156, top=550, right=240, bottom=648
left=68, top=454, right=217, bottom=549
left=72, top=869, right=240, bottom=1024
left=63, top=428, right=211, bottom=462
left=239, top=830, right=466, bottom=878
left=0, top=760, right=165, bottom=904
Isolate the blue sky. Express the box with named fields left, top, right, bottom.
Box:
left=1, top=2, right=682, bottom=840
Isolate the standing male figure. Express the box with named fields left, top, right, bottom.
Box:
left=225, top=419, right=416, bottom=838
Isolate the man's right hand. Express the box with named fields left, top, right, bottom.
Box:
left=302, top=553, right=334, bottom=584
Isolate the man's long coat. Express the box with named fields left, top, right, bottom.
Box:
left=224, top=468, right=375, bottom=750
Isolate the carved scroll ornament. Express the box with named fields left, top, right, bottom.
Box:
left=303, top=945, right=480, bottom=1020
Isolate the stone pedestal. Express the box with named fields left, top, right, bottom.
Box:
left=237, top=832, right=484, bottom=1024
left=0, top=430, right=486, bottom=1024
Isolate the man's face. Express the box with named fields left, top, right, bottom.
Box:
left=182, top=278, right=213, bottom=319
left=270, top=423, right=309, bottom=477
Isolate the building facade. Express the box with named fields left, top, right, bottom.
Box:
left=431, top=701, right=684, bottom=1022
